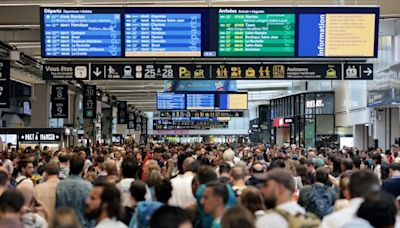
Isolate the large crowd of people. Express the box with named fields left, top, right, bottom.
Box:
left=0, top=142, right=399, bottom=228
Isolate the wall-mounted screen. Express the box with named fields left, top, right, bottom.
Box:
left=157, top=93, right=185, bottom=110
left=186, top=93, right=215, bottom=110
left=41, top=8, right=122, bottom=57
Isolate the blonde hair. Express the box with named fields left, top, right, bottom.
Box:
left=144, top=160, right=162, bottom=186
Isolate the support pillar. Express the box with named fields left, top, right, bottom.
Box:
left=31, top=83, right=49, bottom=128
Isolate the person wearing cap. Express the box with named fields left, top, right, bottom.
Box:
left=382, top=163, right=400, bottom=198
left=255, top=168, right=306, bottom=228
left=246, top=162, right=266, bottom=188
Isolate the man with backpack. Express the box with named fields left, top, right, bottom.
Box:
left=256, top=168, right=320, bottom=228
left=298, top=167, right=336, bottom=218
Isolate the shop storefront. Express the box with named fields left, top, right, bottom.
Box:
left=270, top=92, right=335, bottom=148
left=0, top=128, right=70, bottom=150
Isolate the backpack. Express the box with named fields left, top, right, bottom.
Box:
left=306, top=185, right=334, bottom=218
left=129, top=201, right=163, bottom=228
left=272, top=208, right=320, bottom=228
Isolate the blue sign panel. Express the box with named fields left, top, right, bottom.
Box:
left=42, top=8, right=122, bottom=57
left=157, top=93, right=185, bottom=110
left=125, top=13, right=201, bottom=57
left=187, top=94, right=215, bottom=110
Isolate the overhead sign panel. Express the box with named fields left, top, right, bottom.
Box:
left=160, top=111, right=244, bottom=118
left=298, top=10, right=377, bottom=57
left=218, top=10, right=295, bottom=57
left=41, top=7, right=379, bottom=58
left=51, top=85, right=69, bottom=118
left=117, top=101, right=127, bottom=124
left=127, top=111, right=136, bottom=129
left=45, top=62, right=372, bottom=80
left=83, top=85, right=96, bottom=119
left=186, top=93, right=215, bottom=110
left=343, top=63, right=374, bottom=80
left=43, top=64, right=89, bottom=80
left=211, top=63, right=342, bottom=80
left=218, top=93, right=248, bottom=110
left=90, top=63, right=208, bottom=80
left=0, top=61, right=10, bottom=108
left=41, top=8, right=122, bottom=57
left=157, top=93, right=186, bottom=110
left=125, top=13, right=201, bottom=57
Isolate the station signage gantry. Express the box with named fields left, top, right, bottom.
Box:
left=43, top=62, right=374, bottom=80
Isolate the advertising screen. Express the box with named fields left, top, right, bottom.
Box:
left=157, top=93, right=186, bottom=110
left=125, top=13, right=201, bottom=57
left=41, top=8, right=122, bottom=57
left=218, top=10, right=295, bottom=57
left=186, top=94, right=215, bottom=110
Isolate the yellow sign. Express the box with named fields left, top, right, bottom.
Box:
left=325, top=14, right=375, bottom=57
left=194, top=69, right=205, bottom=78
left=245, top=67, right=256, bottom=78
left=216, top=66, right=228, bottom=78
left=229, top=94, right=248, bottom=110
left=230, top=66, right=242, bottom=78
left=259, top=66, right=271, bottom=78
left=273, top=65, right=285, bottom=78
left=326, top=65, right=337, bottom=78
left=179, top=67, right=191, bottom=79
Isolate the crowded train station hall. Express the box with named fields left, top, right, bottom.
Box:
left=0, top=0, right=398, bottom=227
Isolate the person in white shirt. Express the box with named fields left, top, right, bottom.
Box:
left=85, top=180, right=127, bottom=228
left=2, top=151, right=13, bottom=176
left=342, top=190, right=397, bottom=228
left=320, top=170, right=380, bottom=228
left=256, top=168, right=306, bottom=228
left=15, top=159, right=34, bottom=187
left=117, top=159, right=137, bottom=207
left=169, top=155, right=196, bottom=208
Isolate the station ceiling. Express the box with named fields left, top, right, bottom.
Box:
left=0, top=0, right=396, bottom=111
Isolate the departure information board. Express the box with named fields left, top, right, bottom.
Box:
left=219, top=93, right=248, bottom=110
left=187, top=94, right=215, bottom=110
left=157, top=93, right=185, bottom=110
left=218, top=11, right=295, bottom=57
left=42, top=8, right=122, bottom=57
left=125, top=14, right=201, bottom=57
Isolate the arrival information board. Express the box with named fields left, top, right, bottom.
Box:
left=42, top=8, right=122, bottom=57
left=125, top=14, right=201, bottom=57
left=218, top=11, right=295, bottom=57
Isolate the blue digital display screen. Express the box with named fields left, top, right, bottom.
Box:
left=187, top=94, right=215, bottom=110
left=157, top=93, right=185, bottom=110
left=219, top=94, right=229, bottom=110
left=125, top=13, right=201, bottom=57
left=42, top=8, right=122, bottom=57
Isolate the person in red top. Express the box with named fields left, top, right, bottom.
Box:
left=386, top=149, right=393, bottom=165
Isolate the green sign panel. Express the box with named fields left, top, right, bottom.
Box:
left=218, top=14, right=295, bottom=57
